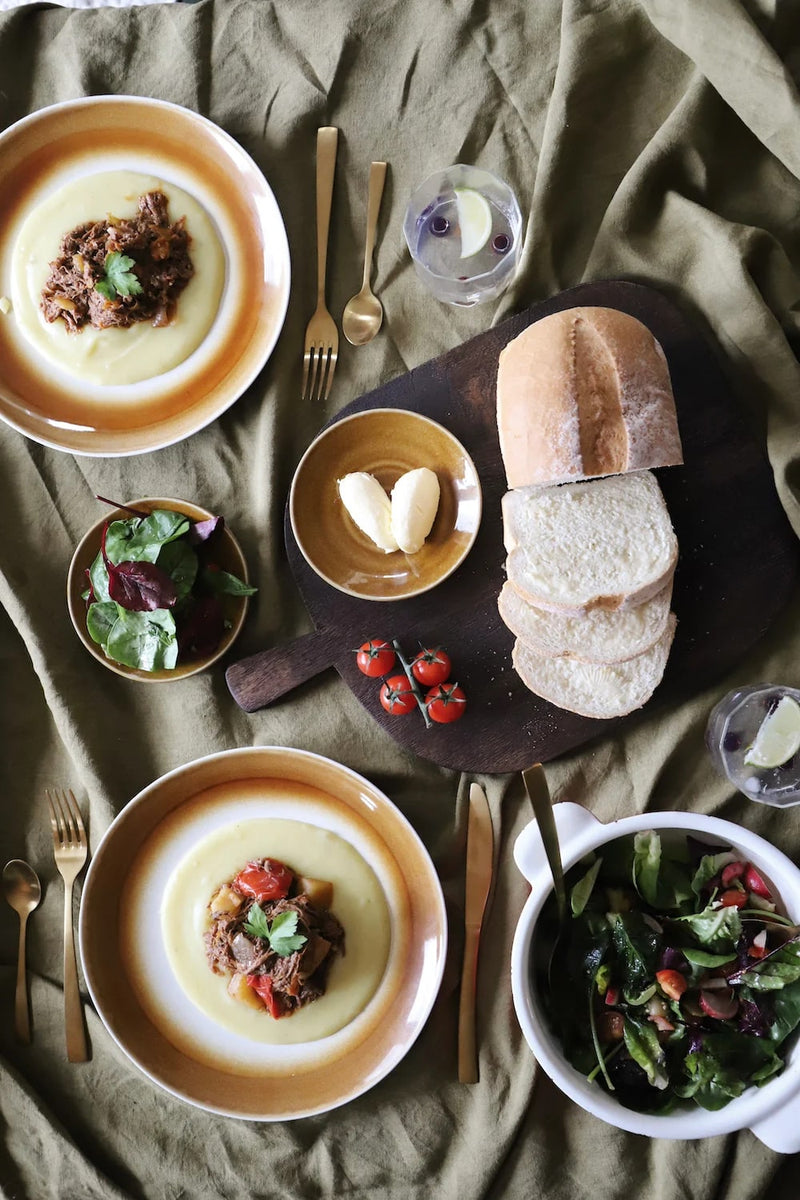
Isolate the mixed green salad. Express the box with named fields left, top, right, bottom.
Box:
left=82, top=501, right=256, bottom=672
left=535, top=830, right=800, bottom=1113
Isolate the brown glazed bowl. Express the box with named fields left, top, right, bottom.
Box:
left=67, top=497, right=251, bottom=682
left=78, top=745, right=447, bottom=1120
left=0, top=96, right=290, bottom=455
left=289, top=408, right=482, bottom=600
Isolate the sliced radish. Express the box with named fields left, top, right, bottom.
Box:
left=744, top=864, right=772, bottom=900
left=721, top=861, right=746, bottom=887
left=700, top=987, right=739, bottom=1020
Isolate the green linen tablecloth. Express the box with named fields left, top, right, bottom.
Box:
left=1, top=1, right=800, bottom=1197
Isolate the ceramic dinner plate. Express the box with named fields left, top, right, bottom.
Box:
left=79, top=746, right=447, bottom=1120
left=290, top=408, right=482, bottom=600
left=0, top=96, right=290, bottom=455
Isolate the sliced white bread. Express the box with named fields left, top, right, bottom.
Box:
left=512, top=615, right=677, bottom=718
left=496, top=306, right=683, bottom=489
left=498, top=579, right=673, bottom=663
left=503, top=470, right=678, bottom=615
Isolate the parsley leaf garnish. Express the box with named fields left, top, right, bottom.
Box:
left=95, top=251, right=143, bottom=301
left=243, top=904, right=307, bottom=958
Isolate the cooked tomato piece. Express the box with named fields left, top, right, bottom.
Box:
left=411, top=647, right=452, bottom=687
left=233, top=858, right=293, bottom=901
left=655, top=969, right=687, bottom=1000
left=246, top=973, right=283, bottom=1019
left=720, top=888, right=748, bottom=908
left=355, top=639, right=396, bottom=677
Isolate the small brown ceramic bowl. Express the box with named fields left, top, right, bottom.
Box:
left=289, top=408, right=482, bottom=601
left=67, top=497, right=252, bottom=682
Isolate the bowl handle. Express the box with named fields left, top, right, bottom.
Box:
left=749, top=1103, right=800, bottom=1154
left=513, top=802, right=603, bottom=884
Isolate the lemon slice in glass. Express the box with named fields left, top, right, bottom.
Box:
left=454, top=188, right=493, bottom=259
left=744, top=695, right=800, bottom=768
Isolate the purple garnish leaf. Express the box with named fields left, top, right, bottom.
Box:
left=188, top=515, right=225, bottom=546
left=659, top=946, right=690, bottom=973
left=738, top=997, right=772, bottom=1038
left=83, top=567, right=96, bottom=608
left=177, top=595, right=225, bottom=659
left=95, top=494, right=150, bottom=520
left=108, top=560, right=178, bottom=612
left=687, top=1028, right=705, bottom=1055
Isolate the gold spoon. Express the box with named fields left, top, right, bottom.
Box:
left=2, top=859, right=42, bottom=1042
left=342, top=161, right=387, bottom=346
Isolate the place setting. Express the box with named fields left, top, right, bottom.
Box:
left=3, top=84, right=800, bottom=1168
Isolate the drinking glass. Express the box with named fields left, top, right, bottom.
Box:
left=706, top=683, right=800, bottom=807
left=403, top=164, right=522, bottom=306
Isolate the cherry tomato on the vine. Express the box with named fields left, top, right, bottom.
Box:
left=411, top=647, right=452, bottom=687
left=379, top=674, right=417, bottom=715
left=425, top=682, right=467, bottom=723
left=355, top=639, right=396, bottom=678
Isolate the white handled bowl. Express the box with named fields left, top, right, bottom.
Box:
left=511, top=804, right=800, bottom=1152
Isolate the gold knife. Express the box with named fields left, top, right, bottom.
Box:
left=458, top=781, right=494, bottom=1084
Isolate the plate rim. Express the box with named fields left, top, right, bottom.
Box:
left=78, top=744, right=448, bottom=1120
left=0, top=94, right=291, bottom=457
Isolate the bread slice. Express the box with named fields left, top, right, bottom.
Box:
left=496, top=306, right=683, bottom=489
left=498, top=579, right=672, bottom=663
left=512, top=615, right=677, bottom=718
left=502, top=470, right=678, bottom=615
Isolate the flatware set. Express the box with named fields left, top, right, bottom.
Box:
left=302, top=129, right=388, bottom=397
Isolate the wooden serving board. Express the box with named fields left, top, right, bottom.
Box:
left=226, top=281, right=800, bottom=773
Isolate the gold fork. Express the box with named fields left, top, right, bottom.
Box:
left=46, top=788, right=89, bottom=1062
left=301, top=126, right=339, bottom=403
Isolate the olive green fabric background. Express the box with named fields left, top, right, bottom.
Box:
left=1, top=0, right=800, bottom=1197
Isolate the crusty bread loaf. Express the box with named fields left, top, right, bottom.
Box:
left=512, top=615, right=677, bottom=718
left=503, top=470, right=678, bottom=615
left=497, top=307, right=683, bottom=489
left=498, top=579, right=672, bottom=663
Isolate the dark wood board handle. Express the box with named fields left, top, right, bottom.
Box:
left=225, top=629, right=337, bottom=712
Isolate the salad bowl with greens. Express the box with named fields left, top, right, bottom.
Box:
left=511, top=805, right=800, bottom=1151
left=67, top=497, right=255, bottom=682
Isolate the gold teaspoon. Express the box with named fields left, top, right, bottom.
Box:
left=2, top=859, right=42, bottom=1042
left=342, top=161, right=387, bottom=346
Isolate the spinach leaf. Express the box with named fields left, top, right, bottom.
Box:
left=623, top=1016, right=668, bottom=1090
left=89, top=551, right=110, bottom=602
left=105, top=609, right=178, bottom=671
left=610, top=912, right=660, bottom=994
left=768, top=979, right=800, bottom=1046
left=104, top=511, right=190, bottom=566
left=201, top=565, right=257, bottom=597
left=86, top=601, right=120, bottom=645
left=681, top=947, right=737, bottom=969
left=674, top=903, right=741, bottom=950
left=157, top=539, right=198, bottom=601
left=681, top=1029, right=783, bottom=1109
left=632, top=831, right=661, bottom=907
left=571, top=857, right=602, bottom=917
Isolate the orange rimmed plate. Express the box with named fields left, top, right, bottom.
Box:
left=78, top=746, right=447, bottom=1120
left=0, top=96, right=290, bottom=456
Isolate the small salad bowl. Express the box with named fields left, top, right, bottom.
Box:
left=511, top=804, right=800, bottom=1152
left=67, top=497, right=253, bottom=683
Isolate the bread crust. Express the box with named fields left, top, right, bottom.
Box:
left=497, top=307, right=683, bottom=489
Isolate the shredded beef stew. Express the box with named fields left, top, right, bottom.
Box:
left=204, top=859, right=345, bottom=1019
left=40, top=191, right=194, bottom=332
